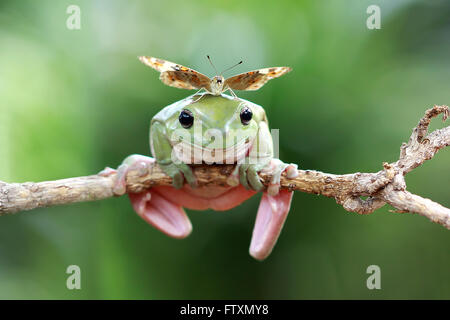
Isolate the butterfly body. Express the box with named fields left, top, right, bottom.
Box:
left=210, top=75, right=226, bottom=95
left=139, top=56, right=291, bottom=96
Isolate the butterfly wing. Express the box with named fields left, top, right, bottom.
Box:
left=225, top=67, right=292, bottom=91
left=139, top=56, right=212, bottom=91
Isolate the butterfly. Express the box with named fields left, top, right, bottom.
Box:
left=139, top=55, right=292, bottom=97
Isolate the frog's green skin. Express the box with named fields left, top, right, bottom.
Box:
left=106, top=94, right=298, bottom=260
left=150, top=94, right=273, bottom=190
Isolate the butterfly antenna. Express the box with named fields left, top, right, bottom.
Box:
left=220, top=60, right=243, bottom=76
left=206, top=55, right=219, bottom=76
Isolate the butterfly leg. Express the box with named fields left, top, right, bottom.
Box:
left=228, top=87, right=239, bottom=99
left=221, top=86, right=238, bottom=99
left=191, top=89, right=206, bottom=103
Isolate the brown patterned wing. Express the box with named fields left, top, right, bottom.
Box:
left=225, top=67, right=292, bottom=91
left=139, top=56, right=212, bottom=91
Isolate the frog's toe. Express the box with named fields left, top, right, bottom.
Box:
left=112, top=163, right=129, bottom=195
left=239, top=164, right=251, bottom=190
left=285, top=163, right=299, bottom=179
left=98, top=166, right=117, bottom=177
left=248, top=166, right=264, bottom=191
left=99, top=166, right=127, bottom=195
left=226, top=171, right=240, bottom=187
left=267, top=183, right=280, bottom=197
left=178, top=164, right=197, bottom=188
left=162, top=163, right=197, bottom=189
left=238, top=164, right=264, bottom=191
left=171, top=171, right=185, bottom=189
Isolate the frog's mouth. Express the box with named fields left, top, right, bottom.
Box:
left=172, top=137, right=254, bottom=164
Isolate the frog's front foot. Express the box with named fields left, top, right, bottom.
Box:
left=159, top=161, right=197, bottom=189
left=227, top=163, right=266, bottom=192
left=229, top=159, right=298, bottom=194
left=262, top=159, right=298, bottom=196
left=99, top=154, right=155, bottom=196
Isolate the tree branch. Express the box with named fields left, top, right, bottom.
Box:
left=1, top=105, right=449, bottom=229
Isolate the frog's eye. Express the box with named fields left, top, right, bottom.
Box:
left=240, top=106, right=253, bottom=125
left=179, top=109, right=194, bottom=128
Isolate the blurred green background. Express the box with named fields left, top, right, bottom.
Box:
left=0, top=0, right=449, bottom=299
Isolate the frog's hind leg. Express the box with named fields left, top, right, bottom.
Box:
left=248, top=159, right=298, bottom=260
left=249, top=189, right=294, bottom=260
left=128, top=189, right=192, bottom=239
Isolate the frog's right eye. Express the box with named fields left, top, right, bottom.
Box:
left=179, top=109, right=194, bottom=128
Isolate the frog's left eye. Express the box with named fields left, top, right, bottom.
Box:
left=179, top=109, right=194, bottom=128
left=240, top=106, right=253, bottom=125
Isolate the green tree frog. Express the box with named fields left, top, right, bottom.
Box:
left=105, top=94, right=298, bottom=260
